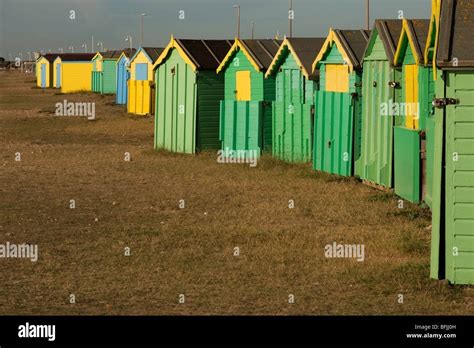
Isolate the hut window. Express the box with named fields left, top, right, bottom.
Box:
left=136, top=63, right=148, bottom=81
left=325, top=64, right=349, bottom=93
left=236, top=70, right=251, bottom=101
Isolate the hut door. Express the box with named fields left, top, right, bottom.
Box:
left=41, top=65, right=46, bottom=88
left=56, top=64, right=61, bottom=88
left=405, top=65, right=419, bottom=129
left=236, top=71, right=251, bottom=101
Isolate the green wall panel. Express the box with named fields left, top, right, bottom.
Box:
left=394, top=126, right=420, bottom=203
left=102, top=60, right=117, bottom=94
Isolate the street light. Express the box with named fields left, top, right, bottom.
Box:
left=233, top=5, right=240, bottom=39
left=97, top=41, right=103, bottom=52
left=251, top=21, right=255, bottom=39
left=125, top=35, right=133, bottom=51
left=68, top=46, right=74, bottom=53
left=82, top=43, right=87, bottom=52
left=289, top=0, right=293, bottom=38
left=58, top=48, right=63, bottom=53
left=140, top=13, right=147, bottom=47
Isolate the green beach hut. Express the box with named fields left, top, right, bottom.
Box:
left=359, top=20, right=403, bottom=189
left=265, top=37, right=326, bottom=163
left=312, top=29, right=370, bottom=177
left=91, top=52, right=104, bottom=93
left=152, top=38, right=232, bottom=154
left=430, top=0, right=474, bottom=285
left=217, top=39, right=282, bottom=157
left=392, top=19, right=430, bottom=204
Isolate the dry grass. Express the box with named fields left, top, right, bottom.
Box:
left=0, top=71, right=472, bottom=315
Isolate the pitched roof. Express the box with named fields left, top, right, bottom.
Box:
left=365, top=19, right=404, bottom=65
left=217, top=39, right=282, bottom=73
left=120, top=48, right=137, bottom=59
left=437, top=0, right=474, bottom=68
left=38, top=53, right=62, bottom=63
left=101, top=50, right=124, bottom=59
left=154, top=38, right=233, bottom=71
left=266, top=37, right=326, bottom=79
left=55, top=53, right=95, bottom=62
left=142, top=47, right=165, bottom=62
left=313, top=29, right=371, bottom=72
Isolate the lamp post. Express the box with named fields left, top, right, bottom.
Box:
left=289, top=0, right=293, bottom=38
left=251, top=21, right=255, bottom=39
left=366, top=0, right=370, bottom=30
left=125, top=35, right=133, bottom=51
left=233, top=5, right=240, bottom=39
left=140, top=13, right=147, bottom=46
left=82, top=43, right=87, bottom=52
left=58, top=48, right=63, bottom=53
left=68, top=46, right=74, bottom=53
left=97, top=41, right=103, bottom=52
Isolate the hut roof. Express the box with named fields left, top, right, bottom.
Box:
left=365, top=20, right=404, bottom=66
left=101, top=50, right=125, bottom=59
left=56, top=53, right=95, bottom=62
left=38, top=53, right=62, bottom=63
left=266, top=37, right=326, bottom=80
left=437, top=0, right=474, bottom=68
left=394, top=19, right=430, bottom=66
left=154, top=38, right=233, bottom=71
left=217, top=39, right=282, bottom=73
left=142, top=47, right=165, bottom=62
left=312, top=29, right=371, bottom=73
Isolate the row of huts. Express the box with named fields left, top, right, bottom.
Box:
left=35, top=0, right=473, bottom=285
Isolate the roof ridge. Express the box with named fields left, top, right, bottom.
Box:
left=175, top=39, right=200, bottom=69
left=200, top=39, right=221, bottom=65
left=255, top=39, right=275, bottom=61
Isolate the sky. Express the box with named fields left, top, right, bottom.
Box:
left=0, top=0, right=432, bottom=59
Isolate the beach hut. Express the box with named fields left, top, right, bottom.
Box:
left=54, top=53, right=95, bottom=93
left=430, top=0, right=474, bottom=285
left=265, top=38, right=325, bottom=163
left=312, top=29, right=370, bottom=177
left=127, top=47, right=163, bottom=116
left=36, top=54, right=60, bottom=88
left=392, top=19, right=430, bottom=204
left=92, top=50, right=124, bottom=94
left=153, top=38, right=232, bottom=154
left=217, top=39, right=282, bottom=156
left=100, top=50, right=123, bottom=94
left=116, top=49, right=136, bottom=105
left=359, top=20, right=403, bottom=189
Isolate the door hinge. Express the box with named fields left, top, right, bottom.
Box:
left=432, top=98, right=459, bottom=108
left=310, top=105, right=315, bottom=116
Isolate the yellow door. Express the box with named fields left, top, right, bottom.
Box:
left=236, top=71, right=251, bottom=101
left=325, top=64, right=349, bottom=93
left=405, top=65, right=419, bottom=129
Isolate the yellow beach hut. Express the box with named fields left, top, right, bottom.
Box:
left=53, top=53, right=95, bottom=93
left=36, top=54, right=60, bottom=88
left=127, top=47, right=164, bottom=116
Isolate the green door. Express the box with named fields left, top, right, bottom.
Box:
left=444, top=71, right=474, bottom=284
left=314, top=91, right=354, bottom=176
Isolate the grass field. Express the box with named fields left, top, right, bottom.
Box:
left=0, top=71, right=472, bottom=315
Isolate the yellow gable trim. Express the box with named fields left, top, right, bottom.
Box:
left=312, top=29, right=354, bottom=74
left=216, top=39, right=261, bottom=74
left=92, top=52, right=103, bottom=61
left=265, top=38, right=310, bottom=79
left=394, top=20, right=423, bottom=66
left=153, top=37, right=198, bottom=71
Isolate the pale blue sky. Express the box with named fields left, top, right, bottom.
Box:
left=0, top=0, right=431, bottom=59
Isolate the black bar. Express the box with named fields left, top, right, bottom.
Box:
left=0, top=316, right=472, bottom=346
